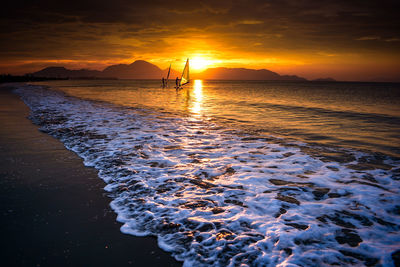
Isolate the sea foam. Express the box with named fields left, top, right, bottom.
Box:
left=15, top=85, right=400, bottom=266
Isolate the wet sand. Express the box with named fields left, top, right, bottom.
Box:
left=0, top=84, right=180, bottom=266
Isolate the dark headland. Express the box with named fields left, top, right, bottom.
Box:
left=0, top=84, right=180, bottom=267
left=26, top=60, right=311, bottom=81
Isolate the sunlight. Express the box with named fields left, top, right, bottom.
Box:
left=191, top=57, right=211, bottom=71
left=191, top=79, right=203, bottom=116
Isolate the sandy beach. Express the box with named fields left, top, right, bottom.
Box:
left=0, top=84, right=180, bottom=266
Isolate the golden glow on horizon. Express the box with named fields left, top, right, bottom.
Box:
left=190, top=57, right=211, bottom=71
left=2, top=46, right=399, bottom=81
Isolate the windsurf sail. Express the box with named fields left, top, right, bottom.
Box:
left=179, top=58, right=189, bottom=87
left=166, top=63, right=171, bottom=87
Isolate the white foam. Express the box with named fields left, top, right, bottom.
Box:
left=15, top=85, right=400, bottom=266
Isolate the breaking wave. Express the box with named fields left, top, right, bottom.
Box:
left=15, top=85, right=400, bottom=266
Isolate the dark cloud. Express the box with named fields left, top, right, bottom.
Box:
left=1, top=0, right=399, bottom=79
left=4, top=1, right=398, bottom=33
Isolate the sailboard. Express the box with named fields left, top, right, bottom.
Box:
left=176, top=58, right=189, bottom=89
left=166, top=63, right=171, bottom=88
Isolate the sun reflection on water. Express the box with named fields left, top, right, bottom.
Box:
left=191, top=80, right=203, bottom=116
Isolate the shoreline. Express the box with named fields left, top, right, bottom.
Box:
left=0, top=83, right=180, bottom=266
left=3, top=82, right=399, bottom=266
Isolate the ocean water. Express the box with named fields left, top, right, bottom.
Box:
left=15, top=80, right=400, bottom=266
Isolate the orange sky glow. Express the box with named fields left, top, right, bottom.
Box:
left=1, top=0, right=399, bottom=81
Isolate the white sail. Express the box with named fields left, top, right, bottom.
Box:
left=179, top=58, right=189, bottom=86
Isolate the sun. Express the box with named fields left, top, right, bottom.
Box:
left=190, top=57, right=210, bottom=72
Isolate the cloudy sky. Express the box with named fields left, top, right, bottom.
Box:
left=1, top=0, right=399, bottom=81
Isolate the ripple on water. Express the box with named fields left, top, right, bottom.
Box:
left=15, top=85, right=400, bottom=266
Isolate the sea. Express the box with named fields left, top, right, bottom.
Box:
left=14, top=80, right=400, bottom=266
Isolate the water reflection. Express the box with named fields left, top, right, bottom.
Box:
left=35, top=79, right=400, bottom=157
left=191, top=80, right=203, bottom=116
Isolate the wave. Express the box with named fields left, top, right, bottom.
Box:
left=213, top=98, right=400, bottom=158
left=248, top=101, right=400, bottom=125
left=15, top=85, right=400, bottom=266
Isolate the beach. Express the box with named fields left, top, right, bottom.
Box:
left=0, top=84, right=180, bottom=266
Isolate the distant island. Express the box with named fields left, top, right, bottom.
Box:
left=23, top=60, right=336, bottom=82
left=195, top=67, right=306, bottom=81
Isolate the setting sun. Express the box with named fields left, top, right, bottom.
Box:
left=190, top=57, right=211, bottom=72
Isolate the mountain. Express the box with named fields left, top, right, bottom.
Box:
left=195, top=67, right=306, bottom=81
left=31, top=60, right=181, bottom=80
left=162, top=68, right=181, bottom=80
left=102, top=60, right=181, bottom=79
left=30, top=60, right=307, bottom=81
left=102, top=60, right=162, bottom=79
left=32, top=67, right=103, bottom=78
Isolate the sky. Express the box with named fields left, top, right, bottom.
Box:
left=1, top=0, right=399, bottom=81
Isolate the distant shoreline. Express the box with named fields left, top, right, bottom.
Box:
left=2, top=75, right=399, bottom=84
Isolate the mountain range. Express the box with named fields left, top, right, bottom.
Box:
left=195, top=67, right=306, bottom=81
left=30, top=60, right=330, bottom=81
left=31, top=60, right=181, bottom=80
